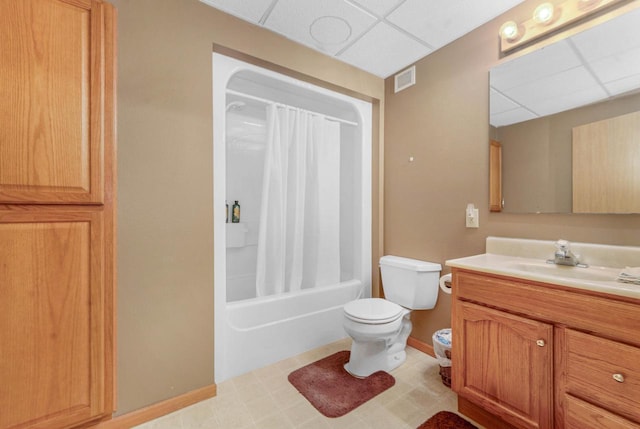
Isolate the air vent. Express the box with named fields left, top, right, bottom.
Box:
left=394, top=66, right=416, bottom=93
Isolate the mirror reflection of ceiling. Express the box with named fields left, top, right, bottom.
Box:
left=490, top=7, right=640, bottom=127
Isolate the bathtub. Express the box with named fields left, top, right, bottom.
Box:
left=217, top=279, right=363, bottom=381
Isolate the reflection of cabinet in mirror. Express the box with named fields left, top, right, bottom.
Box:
left=489, top=140, right=502, bottom=212
left=573, top=110, right=640, bottom=213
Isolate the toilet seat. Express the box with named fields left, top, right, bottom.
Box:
left=344, top=298, right=404, bottom=325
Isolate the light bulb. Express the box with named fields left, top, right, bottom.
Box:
left=499, top=21, right=521, bottom=41
left=533, top=2, right=556, bottom=25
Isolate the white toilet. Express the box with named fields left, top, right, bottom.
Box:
left=343, top=255, right=442, bottom=377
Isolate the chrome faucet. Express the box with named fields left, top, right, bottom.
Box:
left=547, top=239, right=588, bottom=268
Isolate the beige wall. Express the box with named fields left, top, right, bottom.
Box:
left=112, top=0, right=384, bottom=415
left=384, top=0, right=640, bottom=344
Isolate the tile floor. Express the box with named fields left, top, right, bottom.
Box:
left=134, top=338, right=482, bottom=429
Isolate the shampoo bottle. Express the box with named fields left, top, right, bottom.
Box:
left=225, top=200, right=229, bottom=223
left=232, top=200, right=240, bottom=223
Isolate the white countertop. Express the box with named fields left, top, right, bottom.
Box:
left=445, top=237, right=640, bottom=300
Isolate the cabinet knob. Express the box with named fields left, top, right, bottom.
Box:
left=613, top=373, right=625, bottom=383
left=536, top=339, right=546, bottom=347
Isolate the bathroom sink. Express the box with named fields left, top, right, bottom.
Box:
left=446, top=237, right=640, bottom=299
left=503, top=261, right=618, bottom=283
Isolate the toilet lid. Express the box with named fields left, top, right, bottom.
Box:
left=344, top=298, right=404, bottom=324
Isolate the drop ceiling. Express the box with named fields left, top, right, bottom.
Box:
left=200, top=0, right=526, bottom=78
left=490, top=7, right=640, bottom=127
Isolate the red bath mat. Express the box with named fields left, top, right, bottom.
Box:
left=417, top=411, right=478, bottom=429
left=287, top=350, right=395, bottom=418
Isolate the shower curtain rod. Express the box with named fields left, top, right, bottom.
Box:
left=226, top=89, right=359, bottom=127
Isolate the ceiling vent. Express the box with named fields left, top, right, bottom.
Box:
left=394, top=66, right=416, bottom=93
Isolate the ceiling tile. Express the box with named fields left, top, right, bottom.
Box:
left=201, top=0, right=546, bottom=79
left=346, top=0, right=404, bottom=16
left=528, top=85, right=609, bottom=117
left=490, top=107, right=537, bottom=127
left=571, top=8, right=640, bottom=62
left=490, top=88, right=521, bottom=115
left=387, top=0, right=526, bottom=49
left=589, top=46, right=640, bottom=86
left=490, top=41, right=581, bottom=92
left=199, top=0, right=274, bottom=23
left=264, top=0, right=377, bottom=55
left=503, top=66, right=602, bottom=113
left=605, top=73, right=640, bottom=96
left=338, top=21, right=433, bottom=78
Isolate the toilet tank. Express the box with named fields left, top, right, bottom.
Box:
left=379, top=255, right=442, bottom=310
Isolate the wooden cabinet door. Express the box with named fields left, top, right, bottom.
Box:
left=453, top=300, right=553, bottom=429
left=0, top=209, right=106, bottom=429
left=0, top=0, right=105, bottom=204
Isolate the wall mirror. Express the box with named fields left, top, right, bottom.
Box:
left=489, top=5, right=640, bottom=214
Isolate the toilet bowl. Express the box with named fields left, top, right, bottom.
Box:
left=343, top=255, right=441, bottom=377
left=343, top=298, right=411, bottom=377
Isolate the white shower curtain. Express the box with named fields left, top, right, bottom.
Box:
left=255, top=105, right=341, bottom=297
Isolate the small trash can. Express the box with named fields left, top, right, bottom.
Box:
left=432, top=328, right=452, bottom=387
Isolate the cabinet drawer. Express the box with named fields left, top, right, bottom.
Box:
left=565, top=329, right=640, bottom=423
left=565, top=395, right=640, bottom=429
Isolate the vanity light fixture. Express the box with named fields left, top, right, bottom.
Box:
left=578, top=0, right=602, bottom=8
left=499, top=0, right=624, bottom=54
left=533, top=2, right=556, bottom=25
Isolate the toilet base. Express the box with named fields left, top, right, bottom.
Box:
left=344, top=314, right=412, bottom=378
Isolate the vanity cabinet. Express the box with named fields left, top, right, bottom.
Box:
left=0, top=1, right=116, bottom=428
left=452, top=269, right=640, bottom=429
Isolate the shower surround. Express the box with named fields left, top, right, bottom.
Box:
left=213, top=53, right=372, bottom=381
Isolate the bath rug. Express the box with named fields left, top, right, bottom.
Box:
left=287, top=350, right=395, bottom=418
left=417, top=411, right=478, bottom=429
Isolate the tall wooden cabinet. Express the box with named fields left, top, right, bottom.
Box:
left=0, top=1, right=116, bottom=428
